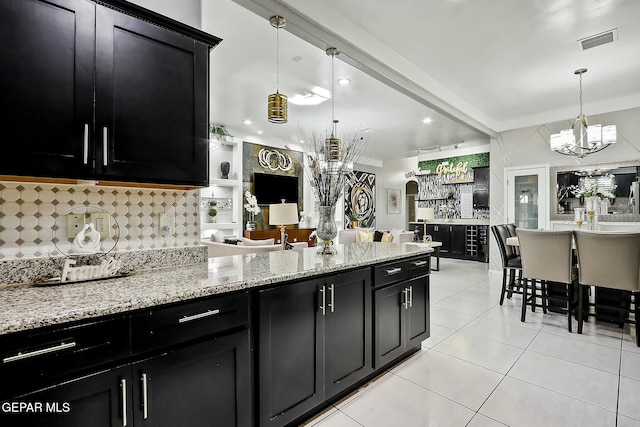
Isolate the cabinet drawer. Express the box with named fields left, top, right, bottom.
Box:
left=132, top=292, right=249, bottom=353
left=0, top=316, right=130, bottom=399
left=374, top=256, right=430, bottom=288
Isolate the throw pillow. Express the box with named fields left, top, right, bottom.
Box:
left=355, top=227, right=375, bottom=242
left=209, top=230, right=224, bottom=243
left=373, top=231, right=384, bottom=242
left=390, top=228, right=403, bottom=243
left=358, top=230, right=375, bottom=242
left=381, top=231, right=394, bottom=243
left=241, top=237, right=275, bottom=246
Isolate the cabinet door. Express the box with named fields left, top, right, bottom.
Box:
left=95, top=5, right=209, bottom=186
left=324, top=269, right=372, bottom=396
left=133, top=329, right=251, bottom=427
left=373, top=282, right=406, bottom=369
left=450, top=225, right=466, bottom=256
left=434, top=226, right=450, bottom=253
left=405, top=275, right=430, bottom=349
left=258, top=279, right=323, bottom=427
left=0, top=0, right=94, bottom=179
left=0, top=367, right=130, bottom=427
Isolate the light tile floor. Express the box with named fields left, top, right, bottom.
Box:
left=304, top=258, right=640, bottom=427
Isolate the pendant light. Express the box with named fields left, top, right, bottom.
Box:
left=325, top=47, right=341, bottom=173
left=268, top=16, right=287, bottom=124
left=550, top=68, right=616, bottom=158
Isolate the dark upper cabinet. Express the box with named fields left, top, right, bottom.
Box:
left=473, top=166, right=490, bottom=208
left=0, top=0, right=95, bottom=179
left=0, top=0, right=219, bottom=187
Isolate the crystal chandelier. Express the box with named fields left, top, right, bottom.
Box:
left=267, top=16, right=287, bottom=123
left=550, top=68, right=616, bottom=158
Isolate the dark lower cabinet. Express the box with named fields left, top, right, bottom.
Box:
left=258, top=269, right=371, bottom=427
left=132, top=329, right=251, bottom=427
left=450, top=224, right=466, bottom=257
left=2, top=329, right=250, bottom=427
left=374, top=275, right=430, bottom=369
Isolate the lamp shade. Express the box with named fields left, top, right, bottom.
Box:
left=269, top=202, right=298, bottom=225
left=416, top=207, right=435, bottom=221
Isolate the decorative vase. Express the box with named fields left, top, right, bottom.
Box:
left=351, top=220, right=359, bottom=229
left=246, top=220, right=256, bottom=231
left=585, top=196, right=600, bottom=230
left=317, top=205, right=338, bottom=255
left=220, top=161, right=230, bottom=179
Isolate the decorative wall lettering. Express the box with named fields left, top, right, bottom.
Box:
left=258, top=148, right=292, bottom=171
left=60, top=257, right=123, bottom=282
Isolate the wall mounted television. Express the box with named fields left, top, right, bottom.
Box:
left=253, top=172, right=299, bottom=205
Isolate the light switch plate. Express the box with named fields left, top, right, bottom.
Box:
left=90, top=212, right=111, bottom=239
left=66, top=214, right=86, bottom=239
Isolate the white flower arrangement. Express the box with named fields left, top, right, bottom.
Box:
left=570, top=181, right=617, bottom=200
left=244, top=191, right=261, bottom=216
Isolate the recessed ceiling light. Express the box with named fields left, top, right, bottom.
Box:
left=243, top=119, right=252, bottom=125
left=338, top=78, right=351, bottom=85
left=299, top=139, right=305, bottom=143
left=257, top=130, right=263, bottom=134
left=422, top=118, right=432, bottom=124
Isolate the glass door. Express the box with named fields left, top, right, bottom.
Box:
left=506, top=165, right=549, bottom=230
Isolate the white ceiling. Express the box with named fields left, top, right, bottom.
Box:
left=202, top=0, right=640, bottom=162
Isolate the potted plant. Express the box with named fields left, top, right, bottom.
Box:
left=208, top=200, right=218, bottom=223
left=210, top=124, right=233, bottom=143
left=347, top=211, right=359, bottom=229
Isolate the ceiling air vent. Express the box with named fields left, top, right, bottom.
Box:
left=578, top=29, right=617, bottom=50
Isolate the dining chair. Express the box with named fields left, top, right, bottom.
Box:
left=574, top=231, right=640, bottom=346
left=491, top=225, right=522, bottom=305
left=516, top=229, right=578, bottom=331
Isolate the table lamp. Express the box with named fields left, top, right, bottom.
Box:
left=415, top=207, right=435, bottom=243
left=269, top=200, right=299, bottom=250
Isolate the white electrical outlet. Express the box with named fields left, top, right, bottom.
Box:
left=89, top=212, right=112, bottom=239
left=66, top=214, right=86, bottom=239
left=159, top=213, right=175, bottom=235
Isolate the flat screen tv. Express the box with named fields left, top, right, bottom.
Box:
left=253, top=173, right=299, bottom=205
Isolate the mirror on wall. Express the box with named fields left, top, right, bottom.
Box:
left=550, top=160, right=640, bottom=221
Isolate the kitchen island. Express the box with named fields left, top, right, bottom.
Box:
left=0, top=243, right=432, bottom=427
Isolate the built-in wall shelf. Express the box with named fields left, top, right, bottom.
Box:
left=209, top=178, right=240, bottom=187
left=202, top=222, right=240, bottom=230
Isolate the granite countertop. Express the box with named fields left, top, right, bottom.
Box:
left=0, top=243, right=433, bottom=336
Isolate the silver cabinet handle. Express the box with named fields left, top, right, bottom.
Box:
left=385, top=267, right=402, bottom=275
left=178, top=309, right=220, bottom=324
left=403, top=288, right=409, bottom=310
left=83, top=124, right=89, bottom=164
left=3, top=341, right=76, bottom=364
left=328, top=284, right=335, bottom=313
left=319, top=286, right=326, bottom=316
left=412, top=260, right=428, bottom=267
left=141, top=373, right=149, bottom=420
left=409, top=285, right=413, bottom=308
left=121, top=378, right=127, bottom=427
left=103, top=127, right=108, bottom=166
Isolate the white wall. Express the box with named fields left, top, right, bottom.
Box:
left=489, top=106, right=640, bottom=272
left=127, top=0, right=202, bottom=28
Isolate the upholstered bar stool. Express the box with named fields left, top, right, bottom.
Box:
left=516, top=229, right=578, bottom=331
left=491, top=225, right=522, bottom=305
left=574, top=231, right=640, bottom=346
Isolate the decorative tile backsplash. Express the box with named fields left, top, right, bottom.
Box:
left=0, top=182, right=200, bottom=261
